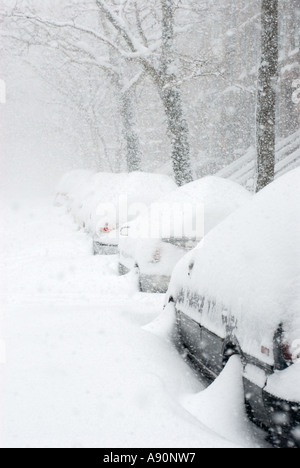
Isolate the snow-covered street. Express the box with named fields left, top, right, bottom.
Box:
left=0, top=198, right=266, bottom=448
left=1, top=0, right=299, bottom=450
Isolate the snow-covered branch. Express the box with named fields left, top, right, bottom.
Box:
left=7, top=12, right=126, bottom=57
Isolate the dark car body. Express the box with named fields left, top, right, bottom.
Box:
left=165, top=169, right=300, bottom=448
left=172, top=293, right=300, bottom=448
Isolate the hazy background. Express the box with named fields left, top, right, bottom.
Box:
left=0, top=0, right=299, bottom=198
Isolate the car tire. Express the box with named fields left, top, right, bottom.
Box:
left=244, top=399, right=261, bottom=426
left=222, top=339, right=242, bottom=368
left=222, top=340, right=265, bottom=429
left=172, top=306, right=187, bottom=356
left=93, top=242, right=98, bottom=256
left=135, top=265, right=142, bottom=292
left=118, top=262, right=127, bottom=276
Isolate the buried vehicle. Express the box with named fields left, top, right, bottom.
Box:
left=91, top=172, right=176, bottom=255
left=69, top=172, right=130, bottom=250
left=119, top=177, right=251, bottom=293
left=54, top=170, right=95, bottom=210
left=165, top=168, right=300, bottom=448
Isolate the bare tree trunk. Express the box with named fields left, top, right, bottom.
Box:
left=100, top=13, right=142, bottom=174
left=107, top=74, right=142, bottom=173
left=159, top=85, right=193, bottom=186
left=120, top=89, right=142, bottom=172
left=97, top=0, right=193, bottom=184
left=159, top=0, right=193, bottom=186
left=255, top=0, right=279, bottom=192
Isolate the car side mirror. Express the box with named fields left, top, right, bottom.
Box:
left=120, top=226, right=130, bottom=237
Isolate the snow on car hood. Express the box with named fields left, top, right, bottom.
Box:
left=265, top=364, right=300, bottom=402
left=167, top=168, right=300, bottom=365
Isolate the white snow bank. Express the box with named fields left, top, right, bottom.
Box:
left=67, top=171, right=176, bottom=235
left=120, top=177, right=251, bottom=270
left=130, top=176, right=252, bottom=239
left=119, top=177, right=251, bottom=278
left=55, top=170, right=95, bottom=208
left=2, top=199, right=257, bottom=448
left=182, top=356, right=257, bottom=447
left=168, top=168, right=300, bottom=365
left=161, top=176, right=252, bottom=235
left=72, top=172, right=129, bottom=231
left=265, top=364, right=300, bottom=402
left=143, top=302, right=177, bottom=341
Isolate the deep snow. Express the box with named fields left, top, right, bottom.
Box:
left=167, top=168, right=300, bottom=367
left=118, top=176, right=252, bottom=279
left=58, top=171, right=176, bottom=235
left=0, top=197, right=266, bottom=448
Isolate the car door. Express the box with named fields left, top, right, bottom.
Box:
left=198, top=300, right=225, bottom=375
left=177, top=311, right=203, bottom=363
left=200, top=328, right=224, bottom=375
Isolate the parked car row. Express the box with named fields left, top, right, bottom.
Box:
left=56, top=170, right=176, bottom=255
left=56, top=171, right=251, bottom=293
left=165, top=167, right=300, bottom=448
left=118, top=177, right=251, bottom=293
left=56, top=167, right=300, bottom=448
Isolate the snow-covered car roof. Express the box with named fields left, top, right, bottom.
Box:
left=168, top=168, right=300, bottom=367
left=55, top=169, right=95, bottom=207
left=72, top=173, right=122, bottom=228
left=70, top=171, right=176, bottom=233
left=123, top=176, right=252, bottom=240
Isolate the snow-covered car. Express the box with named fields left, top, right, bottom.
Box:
left=165, top=168, right=300, bottom=448
left=54, top=169, right=95, bottom=210
left=71, top=172, right=130, bottom=233
left=119, top=177, right=252, bottom=293
left=91, top=172, right=176, bottom=255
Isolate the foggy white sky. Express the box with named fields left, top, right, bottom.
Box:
left=1, top=0, right=299, bottom=198
left=0, top=49, right=99, bottom=199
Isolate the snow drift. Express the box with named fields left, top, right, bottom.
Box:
left=57, top=171, right=176, bottom=235
left=119, top=176, right=252, bottom=280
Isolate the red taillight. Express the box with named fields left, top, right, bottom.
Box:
left=261, top=346, right=270, bottom=357
left=100, top=224, right=114, bottom=234
left=281, top=343, right=293, bottom=364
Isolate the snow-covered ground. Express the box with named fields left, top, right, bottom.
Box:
left=0, top=197, right=267, bottom=448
